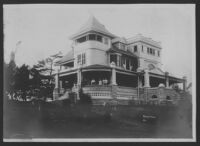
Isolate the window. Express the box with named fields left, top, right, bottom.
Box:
left=104, top=38, right=109, bottom=45
left=121, top=43, right=125, bottom=50
left=110, top=54, right=117, bottom=65
left=77, top=54, right=81, bottom=65
left=77, top=53, right=86, bottom=65
left=97, top=35, right=102, bottom=42
left=150, top=48, right=152, bottom=54
left=116, top=55, right=121, bottom=67
left=77, top=36, right=87, bottom=43
left=88, top=34, right=96, bottom=40
left=121, top=57, right=126, bottom=67
left=152, top=95, right=158, bottom=99
left=158, top=51, right=160, bottom=57
left=147, top=47, right=156, bottom=55
left=134, top=45, right=137, bottom=52
left=152, top=50, right=155, bottom=55
left=82, top=53, right=86, bottom=64
left=147, top=47, right=150, bottom=53
left=126, top=58, right=130, bottom=70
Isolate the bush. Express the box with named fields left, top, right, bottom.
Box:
left=78, top=88, right=92, bottom=105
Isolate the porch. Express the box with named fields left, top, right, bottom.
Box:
left=52, top=64, right=187, bottom=105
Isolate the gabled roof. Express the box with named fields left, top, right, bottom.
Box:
left=55, top=50, right=74, bottom=65
left=107, top=46, right=138, bottom=58
left=69, top=15, right=117, bottom=40
left=149, top=67, right=165, bottom=75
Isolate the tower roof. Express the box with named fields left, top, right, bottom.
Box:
left=69, top=15, right=117, bottom=40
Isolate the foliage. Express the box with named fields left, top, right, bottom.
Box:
left=172, top=84, right=181, bottom=93
left=33, top=52, right=63, bottom=82
left=4, top=60, right=17, bottom=94
left=4, top=51, right=63, bottom=100
left=14, top=64, right=30, bottom=91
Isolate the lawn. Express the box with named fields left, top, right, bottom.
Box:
left=3, top=95, right=192, bottom=139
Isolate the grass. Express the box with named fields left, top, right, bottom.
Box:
left=3, top=94, right=192, bottom=139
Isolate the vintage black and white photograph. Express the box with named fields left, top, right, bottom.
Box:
left=3, top=4, right=196, bottom=142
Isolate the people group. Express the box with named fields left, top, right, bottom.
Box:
left=91, top=78, right=109, bottom=85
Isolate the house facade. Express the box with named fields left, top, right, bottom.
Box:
left=53, top=16, right=187, bottom=104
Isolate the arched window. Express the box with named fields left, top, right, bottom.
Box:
left=166, top=96, right=171, bottom=100
left=152, top=95, right=158, bottom=99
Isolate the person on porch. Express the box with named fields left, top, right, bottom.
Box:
left=103, top=78, right=108, bottom=85
left=91, top=79, right=95, bottom=85
left=99, top=79, right=102, bottom=85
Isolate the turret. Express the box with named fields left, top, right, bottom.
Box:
left=69, top=15, right=117, bottom=68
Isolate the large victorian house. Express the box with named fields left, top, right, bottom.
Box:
left=53, top=16, right=187, bottom=104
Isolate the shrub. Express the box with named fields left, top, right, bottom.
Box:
left=78, top=88, right=92, bottom=105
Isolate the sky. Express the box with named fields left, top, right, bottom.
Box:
left=3, top=4, right=195, bottom=84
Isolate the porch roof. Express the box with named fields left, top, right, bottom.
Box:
left=116, top=68, right=138, bottom=76
left=107, top=46, right=138, bottom=58
left=149, top=72, right=183, bottom=83
left=82, top=64, right=112, bottom=72
left=55, top=49, right=74, bottom=65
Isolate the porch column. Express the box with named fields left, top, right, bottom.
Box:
left=110, top=62, right=117, bottom=85
left=76, top=67, right=82, bottom=100
left=165, top=72, right=169, bottom=88
left=144, top=69, right=150, bottom=87
left=77, top=67, right=82, bottom=86
left=60, top=81, right=62, bottom=89
left=183, top=76, right=187, bottom=91
left=53, top=69, right=60, bottom=100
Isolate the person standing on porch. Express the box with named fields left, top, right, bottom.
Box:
left=99, top=79, right=102, bottom=85
left=91, top=79, right=95, bottom=85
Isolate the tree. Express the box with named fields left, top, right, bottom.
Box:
left=15, top=64, right=30, bottom=92
left=32, top=52, right=63, bottom=99
left=4, top=60, right=18, bottom=98
left=33, top=51, right=63, bottom=83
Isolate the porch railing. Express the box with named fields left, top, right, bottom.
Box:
left=82, top=85, right=112, bottom=99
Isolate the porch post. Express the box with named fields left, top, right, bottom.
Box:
left=110, top=62, right=117, bottom=85
left=77, top=68, right=82, bottom=86
left=165, top=72, right=169, bottom=88
left=183, top=76, right=187, bottom=91
left=60, top=81, right=62, bottom=89
left=144, top=69, right=150, bottom=87
left=53, top=69, right=60, bottom=100
left=76, top=67, right=82, bottom=100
